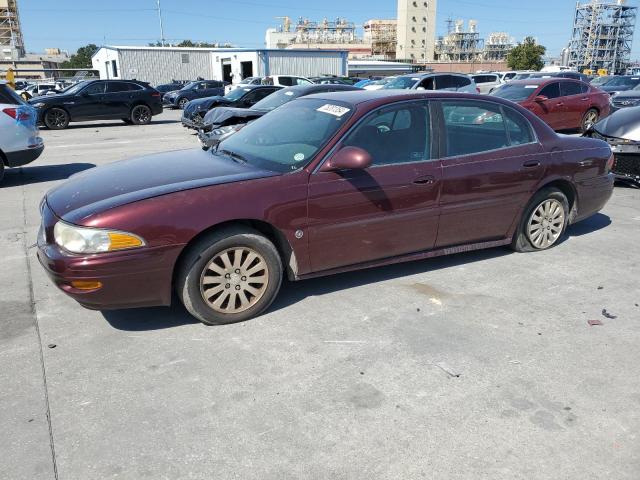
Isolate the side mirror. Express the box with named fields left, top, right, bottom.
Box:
left=320, top=146, right=372, bottom=172
left=416, top=86, right=426, bottom=91
left=534, top=95, right=548, bottom=102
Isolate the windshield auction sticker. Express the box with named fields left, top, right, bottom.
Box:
left=317, top=104, right=350, bottom=117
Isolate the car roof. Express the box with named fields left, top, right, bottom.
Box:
left=302, top=89, right=511, bottom=107
left=235, top=84, right=281, bottom=91
left=286, top=84, right=359, bottom=94
left=505, top=78, right=585, bottom=86
left=395, top=72, right=467, bottom=79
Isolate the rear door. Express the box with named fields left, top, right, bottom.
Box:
left=435, top=99, right=545, bottom=247
left=104, top=82, right=133, bottom=117
left=559, top=80, right=584, bottom=129
left=205, top=81, right=224, bottom=97
left=307, top=100, right=442, bottom=272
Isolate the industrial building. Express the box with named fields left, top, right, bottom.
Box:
left=435, top=19, right=483, bottom=62
left=363, top=19, right=397, bottom=59
left=265, top=17, right=372, bottom=59
left=395, top=0, right=438, bottom=62
left=568, top=0, right=637, bottom=74
left=0, top=0, right=24, bottom=59
left=91, top=46, right=348, bottom=85
left=484, top=32, right=516, bottom=62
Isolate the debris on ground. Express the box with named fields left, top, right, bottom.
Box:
left=588, top=319, right=603, bottom=326
left=47, top=344, right=56, bottom=349
left=601, top=309, right=617, bottom=319
left=435, top=362, right=460, bottom=378
left=597, top=286, right=604, bottom=290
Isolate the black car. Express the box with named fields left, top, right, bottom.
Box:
left=30, top=79, right=163, bottom=130
left=598, top=75, right=640, bottom=95
left=181, top=85, right=281, bottom=129
left=586, top=107, right=640, bottom=185
left=197, top=83, right=361, bottom=149
left=155, top=82, right=188, bottom=94
left=529, top=71, right=592, bottom=83
left=163, top=80, right=227, bottom=109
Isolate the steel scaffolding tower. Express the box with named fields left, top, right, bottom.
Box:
left=0, top=0, right=25, bottom=58
left=568, top=0, right=637, bottom=74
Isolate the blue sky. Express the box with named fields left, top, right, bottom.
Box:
left=18, top=0, right=640, bottom=60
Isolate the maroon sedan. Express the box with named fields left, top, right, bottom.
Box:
left=38, top=90, right=614, bottom=325
left=491, top=78, right=610, bottom=132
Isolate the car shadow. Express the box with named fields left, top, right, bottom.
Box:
left=1, top=163, right=95, bottom=187
left=566, top=212, right=611, bottom=236
left=101, top=214, right=613, bottom=332
left=51, top=120, right=180, bottom=130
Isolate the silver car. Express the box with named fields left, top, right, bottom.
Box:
left=382, top=73, right=478, bottom=94
left=471, top=73, right=503, bottom=94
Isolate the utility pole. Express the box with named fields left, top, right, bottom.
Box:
left=157, top=0, right=166, bottom=46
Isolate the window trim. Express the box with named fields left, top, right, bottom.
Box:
left=313, top=99, right=437, bottom=173
left=434, top=98, right=540, bottom=161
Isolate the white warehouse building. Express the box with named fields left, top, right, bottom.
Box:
left=92, top=46, right=349, bottom=85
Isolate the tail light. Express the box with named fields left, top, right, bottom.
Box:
left=151, top=92, right=161, bottom=97
left=476, top=87, right=481, bottom=93
left=606, top=152, right=615, bottom=172
left=3, top=107, right=31, bottom=121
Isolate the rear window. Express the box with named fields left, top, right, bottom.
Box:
left=560, top=81, right=582, bottom=97
left=438, top=75, right=471, bottom=89
left=0, top=84, right=25, bottom=105
left=474, top=75, right=497, bottom=84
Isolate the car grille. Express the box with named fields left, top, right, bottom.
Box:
left=613, top=154, right=640, bottom=178
left=611, top=99, right=640, bottom=108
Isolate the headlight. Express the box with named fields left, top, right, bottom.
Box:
left=53, top=221, right=145, bottom=254
left=212, top=125, right=237, bottom=136
left=32, top=102, right=46, bottom=108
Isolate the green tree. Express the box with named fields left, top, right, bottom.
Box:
left=60, top=43, right=99, bottom=70
left=507, top=37, right=546, bottom=71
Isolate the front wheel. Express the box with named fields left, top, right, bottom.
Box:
left=44, top=108, right=69, bottom=130
left=511, top=188, right=569, bottom=252
left=177, top=97, right=189, bottom=109
left=580, top=108, right=599, bottom=133
left=176, top=227, right=283, bottom=325
left=130, top=105, right=152, bottom=125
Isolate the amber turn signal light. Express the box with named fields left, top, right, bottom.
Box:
left=107, top=232, right=144, bottom=251
left=70, top=280, right=103, bottom=290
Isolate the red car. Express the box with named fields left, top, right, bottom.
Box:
left=38, top=90, right=614, bottom=325
left=491, top=78, right=610, bottom=132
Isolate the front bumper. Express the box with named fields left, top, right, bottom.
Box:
left=37, top=203, right=183, bottom=310
left=5, top=142, right=44, bottom=167
left=181, top=113, right=204, bottom=129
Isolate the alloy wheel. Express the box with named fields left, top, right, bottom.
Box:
left=199, top=247, right=269, bottom=314
left=132, top=106, right=151, bottom=124
left=46, top=110, right=67, bottom=129
left=526, top=199, right=565, bottom=249
left=583, top=110, right=598, bottom=130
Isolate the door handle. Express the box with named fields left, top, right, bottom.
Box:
left=413, top=175, right=435, bottom=185
left=557, top=103, right=565, bottom=107
left=522, top=160, right=540, bottom=168
left=581, top=97, right=589, bottom=101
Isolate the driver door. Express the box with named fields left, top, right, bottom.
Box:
left=307, top=101, right=442, bottom=272
left=72, top=81, right=107, bottom=119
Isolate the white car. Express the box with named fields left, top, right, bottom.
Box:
left=262, top=75, right=313, bottom=87
left=16, top=82, right=60, bottom=100
left=363, top=77, right=397, bottom=90
left=224, top=76, right=263, bottom=94
left=471, top=73, right=504, bottom=94
left=0, top=81, right=44, bottom=182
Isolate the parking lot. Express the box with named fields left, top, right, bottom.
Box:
left=2, top=109, right=639, bottom=479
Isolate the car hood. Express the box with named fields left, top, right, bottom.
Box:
left=593, top=107, right=640, bottom=141
left=610, top=90, right=640, bottom=99
left=203, top=106, right=267, bottom=126
left=601, top=85, right=634, bottom=93
left=189, top=96, right=229, bottom=108
left=29, top=93, right=70, bottom=104
left=46, top=148, right=278, bottom=224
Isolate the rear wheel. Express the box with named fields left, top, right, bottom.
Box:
left=581, top=108, right=599, bottom=132
left=511, top=188, right=569, bottom=252
left=177, top=97, right=189, bottom=109
left=44, top=108, right=69, bottom=130
left=176, top=226, right=283, bottom=325
left=130, top=105, right=152, bottom=125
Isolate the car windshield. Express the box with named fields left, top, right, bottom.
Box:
left=605, top=77, right=640, bottom=87
left=224, top=88, right=250, bottom=101
left=216, top=98, right=353, bottom=173
left=382, top=76, right=420, bottom=89
left=60, top=82, right=88, bottom=95
left=251, top=88, right=298, bottom=111
left=490, top=84, right=537, bottom=101
left=181, top=82, right=198, bottom=91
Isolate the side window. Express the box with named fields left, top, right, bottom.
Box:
left=579, top=83, right=589, bottom=94
left=419, top=77, right=435, bottom=90
left=197, top=82, right=207, bottom=90
left=538, top=82, right=560, bottom=99
left=295, top=78, right=312, bottom=85
left=279, top=77, right=294, bottom=86
left=436, top=75, right=456, bottom=90
left=106, top=82, right=130, bottom=93
left=342, top=102, right=430, bottom=166
left=84, top=82, right=105, bottom=95
left=126, top=83, right=143, bottom=91
left=503, top=108, right=535, bottom=146
left=206, top=81, right=221, bottom=89
left=560, top=81, right=581, bottom=97
left=441, top=101, right=509, bottom=156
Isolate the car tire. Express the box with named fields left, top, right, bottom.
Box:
left=511, top=187, right=570, bottom=252
left=43, top=108, right=69, bottom=130
left=177, top=97, right=189, bottom=109
left=176, top=226, right=283, bottom=325
left=580, top=108, right=599, bottom=133
left=130, top=105, right=152, bottom=125
left=0, top=160, right=5, bottom=184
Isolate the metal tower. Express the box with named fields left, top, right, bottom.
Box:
left=0, top=0, right=25, bottom=58
left=568, top=0, right=637, bottom=74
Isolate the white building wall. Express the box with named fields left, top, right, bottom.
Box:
left=265, top=50, right=347, bottom=77
left=91, top=48, right=120, bottom=80
left=396, top=0, right=438, bottom=62
left=119, top=49, right=213, bottom=84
